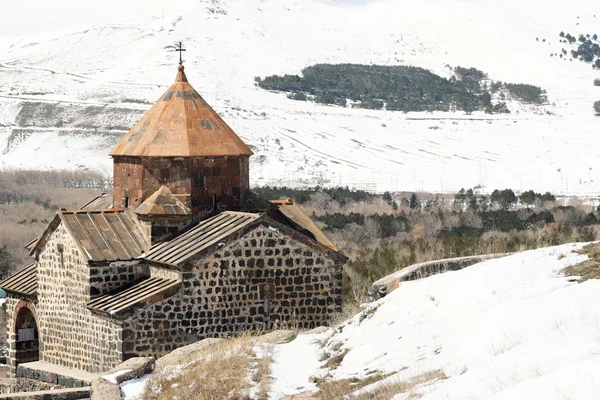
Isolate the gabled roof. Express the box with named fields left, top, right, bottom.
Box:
left=144, top=211, right=260, bottom=266
left=271, top=199, right=340, bottom=252
left=88, top=276, right=181, bottom=318
left=109, top=65, right=254, bottom=158
left=31, top=210, right=149, bottom=262
left=144, top=210, right=347, bottom=268
left=0, top=264, right=37, bottom=297
left=135, top=186, right=191, bottom=216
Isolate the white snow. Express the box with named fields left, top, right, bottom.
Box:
left=0, top=0, right=600, bottom=193
left=268, top=332, right=329, bottom=399
left=269, top=243, right=600, bottom=399
left=120, top=373, right=151, bottom=400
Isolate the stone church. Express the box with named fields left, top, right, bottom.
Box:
left=0, top=63, right=346, bottom=374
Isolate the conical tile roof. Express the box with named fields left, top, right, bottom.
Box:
left=110, top=65, right=253, bottom=158
left=134, top=186, right=191, bottom=216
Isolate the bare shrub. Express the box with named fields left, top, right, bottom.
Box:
left=0, top=169, right=111, bottom=273
left=317, top=369, right=447, bottom=400
left=142, top=335, right=256, bottom=400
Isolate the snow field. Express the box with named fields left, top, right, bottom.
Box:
left=267, top=243, right=600, bottom=399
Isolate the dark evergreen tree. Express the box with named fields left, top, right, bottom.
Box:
left=287, top=92, right=307, bottom=101
left=382, top=191, right=393, bottom=205
left=539, top=192, right=556, bottom=203
left=0, top=246, right=13, bottom=279
left=491, top=189, right=517, bottom=209
left=409, top=193, right=420, bottom=210
left=519, top=190, right=536, bottom=207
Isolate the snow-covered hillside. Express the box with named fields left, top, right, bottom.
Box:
left=1, top=0, right=600, bottom=193
left=267, top=243, right=600, bottom=399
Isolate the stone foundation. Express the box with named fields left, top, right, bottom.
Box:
left=0, top=375, right=66, bottom=396
left=0, top=386, right=90, bottom=400
left=16, top=366, right=87, bottom=388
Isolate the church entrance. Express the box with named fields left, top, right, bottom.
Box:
left=14, top=306, right=39, bottom=365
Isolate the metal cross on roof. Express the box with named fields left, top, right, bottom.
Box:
left=175, top=42, right=186, bottom=65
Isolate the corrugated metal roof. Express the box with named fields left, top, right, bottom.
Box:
left=0, top=264, right=37, bottom=297
left=135, top=185, right=191, bottom=216
left=144, top=211, right=260, bottom=266
left=87, top=276, right=180, bottom=316
left=58, top=210, right=148, bottom=262
left=80, top=193, right=113, bottom=210
left=109, top=65, right=253, bottom=158
left=271, top=199, right=340, bottom=252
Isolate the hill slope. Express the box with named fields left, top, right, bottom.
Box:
left=1, top=0, right=600, bottom=193
left=268, top=243, right=600, bottom=399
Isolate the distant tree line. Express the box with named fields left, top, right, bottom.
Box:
left=252, top=185, right=375, bottom=207
left=256, top=64, right=547, bottom=114
left=455, top=188, right=556, bottom=211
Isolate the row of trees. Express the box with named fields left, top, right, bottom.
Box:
left=455, top=188, right=556, bottom=210
left=256, top=64, right=547, bottom=114
left=252, top=185, right=375, bottom=207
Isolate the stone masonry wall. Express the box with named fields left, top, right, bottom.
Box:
left=36, top=223, right=123, bottom=373
left=113, top=156, right=250, bottom=216
left=89, top=261, right=149, bottom=297
left=122, top=224, right=342, bottom=359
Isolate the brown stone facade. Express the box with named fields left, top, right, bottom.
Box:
left=113, top=156, right=250, bottom=215
left=35, top=224, right=123, bottom=373
left=122, top=224, right=342, bottom=359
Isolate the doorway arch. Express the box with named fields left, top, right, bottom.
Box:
left=14, top=302, right=39, bottom=365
